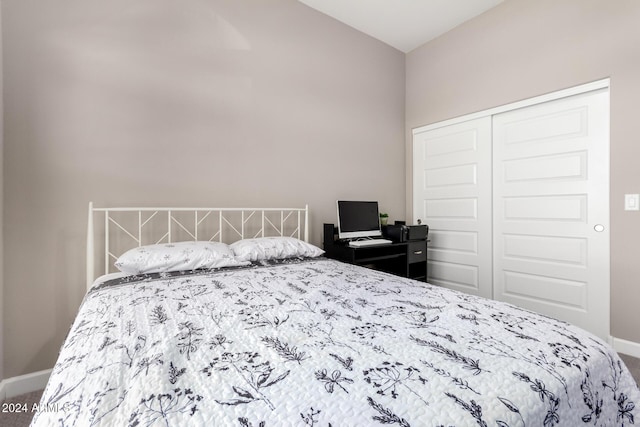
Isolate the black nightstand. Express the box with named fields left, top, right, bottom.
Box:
left=323, top=224, right=428, bottom=282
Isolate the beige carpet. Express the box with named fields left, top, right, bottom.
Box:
left=1, top=355, right=639, bottom=427
left=0, top=389, right=43, bottom=427
left=620, top=353, right=640, bottom=387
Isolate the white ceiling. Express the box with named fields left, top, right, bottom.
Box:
left=298, top=0, right=504, bottom=53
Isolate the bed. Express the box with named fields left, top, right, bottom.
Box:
left=31, top=204, right=639, bottom=426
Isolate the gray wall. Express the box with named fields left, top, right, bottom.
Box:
left=406, top=0, right=640, bottom=344
left=2, top=0, right=405, bottom=377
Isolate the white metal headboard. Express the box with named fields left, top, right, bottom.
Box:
left=86, top=202, right=309, bottom=289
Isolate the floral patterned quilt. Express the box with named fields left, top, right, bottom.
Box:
left=32, top=258, right=639, bottom=426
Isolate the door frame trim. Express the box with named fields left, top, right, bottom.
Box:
left=412, top=79, right=610, bottom=136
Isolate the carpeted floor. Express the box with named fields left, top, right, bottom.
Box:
left=2, top=355, right=640, bottom=427
left=620, top=353, right=640, bottom=387
left=0, top=389, right=43, bottom=427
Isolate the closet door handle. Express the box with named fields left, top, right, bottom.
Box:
left=594, top=224, right=605, bottom=232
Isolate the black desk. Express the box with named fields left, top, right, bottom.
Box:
left=323, top=224, right=427, bottom=282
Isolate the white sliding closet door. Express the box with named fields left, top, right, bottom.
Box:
left=412, top=82, right=610, bottom=340
left=413, top=117, right=493, bottom=298
left=492, top=89, right=610, bottom=340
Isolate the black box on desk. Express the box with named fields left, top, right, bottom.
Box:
left=406, top=225, right=428, bottom=241
left=383, top=224, right=428, bottom=242
left=383, top=225, right=404, bottom=242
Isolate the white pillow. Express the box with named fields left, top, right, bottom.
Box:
left=115, top=241, right=248, bottom=275
left=230, top=237, right=324, bottom=262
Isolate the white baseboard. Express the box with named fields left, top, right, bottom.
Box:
left=0, top=369, right=51, bottom=401
left=612, top=336, right=640, bottom=359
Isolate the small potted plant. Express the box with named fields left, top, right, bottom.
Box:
left=379, top=212, right=389, bottom=226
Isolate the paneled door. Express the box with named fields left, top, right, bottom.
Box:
left=413, top=117, right=493, bottom=298
left=492, top=89, right=610, bottom=340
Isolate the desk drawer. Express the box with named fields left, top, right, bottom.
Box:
left=408, top=241, right=427, bottom=263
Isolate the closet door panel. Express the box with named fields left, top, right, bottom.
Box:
left=493, top=89, right=610, bottom=340
left=413, top=117, right=492, bottom=298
